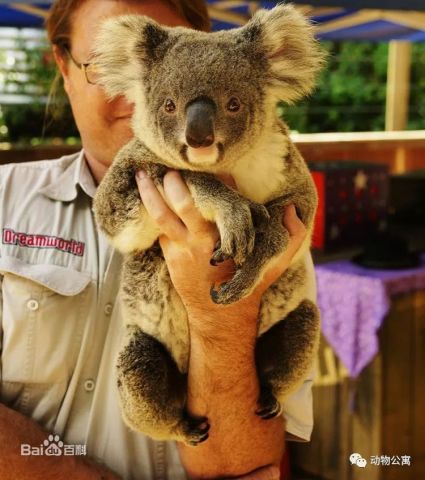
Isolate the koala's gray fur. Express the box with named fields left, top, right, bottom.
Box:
left=92, top=4, right=325, bottom=446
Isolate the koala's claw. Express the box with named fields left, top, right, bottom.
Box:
left=220, top=230, right=254, bottom=266
left=180, top=414, right=210, bottom=446
left=210, top=276, right=249, bottom=305
left=210, top=285, right=220, bottom=303
left=188, top=430, right=209, bottom=446
left=255, top=388, right=281, bottom=420
left=217, top=202, right=260, bottom=266
left=210, top=240, right=231, bottom=266
left=255, top=402, right=281, bottom=420
left=210, top=249, right=231, bottom=266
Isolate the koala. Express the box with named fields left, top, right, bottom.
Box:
left=92, top=5, right=325, bottom=446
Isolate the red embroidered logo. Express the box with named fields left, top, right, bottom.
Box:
left=2, top=228, right=85, bottom=257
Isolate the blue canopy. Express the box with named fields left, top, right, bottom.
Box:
left=206, top=1, right=425, bottom=42
left=0, top=3, right=49, bottom=28
left=0, top=1, right=424, bottom=41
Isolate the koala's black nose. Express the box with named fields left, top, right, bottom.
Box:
left=185, top=97, right=216, bottom=148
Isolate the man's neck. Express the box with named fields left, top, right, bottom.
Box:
left=84, top=151, right=109, bottom=185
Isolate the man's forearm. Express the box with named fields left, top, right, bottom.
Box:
left=178, top=309, right=285, bottom=479
left=0, top=402, right=120, bottom=480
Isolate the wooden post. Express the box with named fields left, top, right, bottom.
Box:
left=385, top=41, right=412, bottom=131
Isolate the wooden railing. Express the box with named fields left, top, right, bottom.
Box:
left=1, top=130, right=425, bottom=173
left=293, top=130, right=425, bottom=173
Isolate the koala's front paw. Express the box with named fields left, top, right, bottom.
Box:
left=212, top=202, right=269, bottom=267
left=255, top=385, right=282, bottom=420
left=210, top=268, right=254, bottom=304
left=176, top=411, right=210, bottom=446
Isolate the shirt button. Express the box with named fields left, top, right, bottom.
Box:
left=27, top=299, right=39, bottom=311
left=104, top=303, right=113, bottom=316
left=84, top=379, right=95, bottom=392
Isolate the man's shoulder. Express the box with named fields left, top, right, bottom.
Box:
left=0, top=151, right=80, bottom=175
left=0, top=151, right=81, bottom=191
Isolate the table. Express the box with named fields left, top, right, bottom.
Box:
left=290, top=254, right=425, bottom=480
left=315, top=253, right=425, bottom=377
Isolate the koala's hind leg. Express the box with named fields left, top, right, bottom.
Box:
left=116, top=325, right=210, bottom=445
left=255, top=299, right=320, bottom=419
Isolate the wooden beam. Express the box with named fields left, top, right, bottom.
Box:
left=293, top=5, right=315, bottom=16
left=315, top=10, right=383, bottom=34
left=385, top=41, right=412, bottom=131
left=291, top=130, right=425, bottom=143
left=384, top=11, right=425, bottom=31
left=207, top=6, right=249, bottom=25
left=308, top=7, right=346, bottom=16
left=209, top=1, right=248, bottom=10
left=9, top=4, right=48, bottom=19
left=248, top=2, right=261, bottom=16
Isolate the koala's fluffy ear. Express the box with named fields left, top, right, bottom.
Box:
left=245, top=4, right=326, bottom=103
left=91, top=15, right=169, bottom=100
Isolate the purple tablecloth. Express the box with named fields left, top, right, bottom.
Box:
left=315, top=253, right=425, bottom=377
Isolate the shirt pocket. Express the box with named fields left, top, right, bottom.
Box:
left=0, top=255, right=91, bottom=422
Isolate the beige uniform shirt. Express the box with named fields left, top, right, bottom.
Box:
left=0, top=151, right=315, bottom=480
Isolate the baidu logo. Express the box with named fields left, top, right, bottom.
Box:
left=21, top=433, right=86, bottom=456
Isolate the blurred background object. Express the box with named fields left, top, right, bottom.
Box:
left=309, top=161, right=389, bottom=251
left=0, top=1, right=424, bottom=148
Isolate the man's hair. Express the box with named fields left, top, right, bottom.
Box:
left=44, top=0, right=210, bottom=122
left=46, top=0, right=210, bottom=50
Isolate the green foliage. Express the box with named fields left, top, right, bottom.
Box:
left=1, top=101, right=78, bottom=143
left=0, top=30, right=78, bottom=144
left=281, top=41, right=425, bottom=133
left=409, top=43, right=425, bottom=130
left=0, top=33, right=424, bottom=143
left=12, top=37, right=54, bottom=95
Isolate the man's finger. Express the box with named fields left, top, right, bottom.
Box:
left=283, top=204, right=307, bottom=241
left=136, top=170, right=187, bottom=240
left=216, top=173, right=237, bottom=189
left=163, top=170, right=213, bottom=236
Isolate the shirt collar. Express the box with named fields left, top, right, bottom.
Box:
left=40, top=150, right=97, bottom=201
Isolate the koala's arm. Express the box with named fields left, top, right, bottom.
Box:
left=93, top=138, right=167, bottom=253
left=265, top=141, right=318, bottom=249
left=286, top=142, right=318, bottom=229
left=277, top=139, right=317, bottom=221
left=180, top=171, right=269, bottom=265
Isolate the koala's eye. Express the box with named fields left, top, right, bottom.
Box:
left=164, top=99, right=176, bottom=113
left=226, top=97, right=241, bottom=113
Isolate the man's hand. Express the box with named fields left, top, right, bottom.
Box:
left=136, top=169, right=307, bottom=324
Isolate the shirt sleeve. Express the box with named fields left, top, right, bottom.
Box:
left=282, top=364, right=316, bottom=442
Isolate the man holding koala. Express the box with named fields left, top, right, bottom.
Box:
left=0, top=1, right=316, bottom=479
